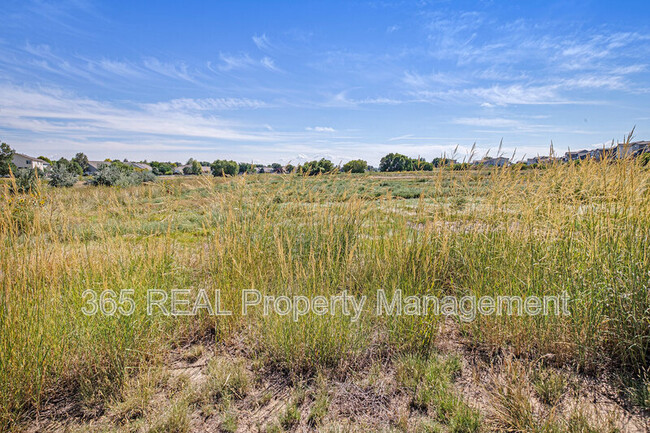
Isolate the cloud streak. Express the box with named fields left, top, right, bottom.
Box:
left=0, top=85, right=274, bottom=142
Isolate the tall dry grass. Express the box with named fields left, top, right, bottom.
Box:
left=0, top=156, right=648, bottom=430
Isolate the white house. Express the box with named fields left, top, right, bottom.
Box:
left=12, top=153, right=48, bottom=171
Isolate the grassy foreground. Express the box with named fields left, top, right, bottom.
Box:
left=1, top=160, right=649, bottom=432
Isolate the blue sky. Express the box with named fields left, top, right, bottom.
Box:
left=1, top=0, right=649, bottom=165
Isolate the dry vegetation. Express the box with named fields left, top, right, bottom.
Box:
left=1, top=158, right=649, bottom=432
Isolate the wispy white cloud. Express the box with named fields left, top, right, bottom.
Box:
left=216, top=52, right=281, bottom=72
left=402, top=71, right=466, bottom=88
left=0, top=85, right=274, bottom=142
left=453, top=117, right=522, bottom=128
left=410, top=84, right=567, bottom=106
left=560, top=75, right=626, bottom=90
left=22, top=42, right=101, bottom=82
left=306, top=126, right=335, bottom=132
left=217, top=52, right=255, bottom=71
left=252, top=33, right=273, bottom=51
left=260, top=56, right=281, bottom=72
left=142, top=97, right=268, bottom=112
left=94, top=59, right=143, bottom=78
left=324, top=90, right=407, bottom=107
left=143, top=57, right=194, bottom=82
left=463, top=84, right=567, bottom=106
left=558, top=32, right=650, bottom=70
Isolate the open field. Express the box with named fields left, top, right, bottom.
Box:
left=1, top=161, right=650, bottom=432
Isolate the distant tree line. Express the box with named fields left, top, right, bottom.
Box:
left=12, top=137, right=634, bottom=193
left=378, top=153, right=457, bottom=172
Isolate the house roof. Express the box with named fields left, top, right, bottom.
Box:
left=15, top=153, right=47, bottom=163
left=87, top=160, right=111, bottom=169
left=129, top=162, right=152, bottom=171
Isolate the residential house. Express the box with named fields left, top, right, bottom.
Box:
left=173, top=165, right=188, bottom=175
left=12, top=153, right=48, bottom=171
left=128, top=162, right=152, bottom=171
left=474, top=157, right=510, bottom=167
left=526, top=157, right=540, bottom=165
left=172, top=164, right=210, bottom=175
left=525, top=156, right=556, bottom=165
left=588, top=148, right=616, bottom=161
left=86, top=160, right=111, bottom=174
left=563, top=150, right=590, bottom=162
left=616, top=141, right=650, bottom=159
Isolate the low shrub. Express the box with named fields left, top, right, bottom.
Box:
left=90, top=163, right=155, bottom=186
left=11, top=168, right=41, bottom=194
left=49, top=165, right=78, bottom=187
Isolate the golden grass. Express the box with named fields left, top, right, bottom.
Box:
left=0, top=158, right=649, bottom=430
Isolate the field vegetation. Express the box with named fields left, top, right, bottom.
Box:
left=1, top=157, right=649, bottom=432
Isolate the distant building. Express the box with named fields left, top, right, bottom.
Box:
left=255, top=166, right=288, bottom=174
left=563, top=150, right=591, bottom=162
left=588, top=148, right=615, bottom=161
left=474, top=157, right=510, bottom=167
left=171, top=164, right=210, bottom=175
left=86, top=161, right=111, bottom=174
left=616, top=141, right=650, bottom=159
left=12, top=153, right=48, bottom=171
left=525, top=156, right=556, bottom=165
left=173, top=165, right=188, bottom=175
left=128, top=162, right=152, bottom=171
left=525, top=157, right=541, bottom=165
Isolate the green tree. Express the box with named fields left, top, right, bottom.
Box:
left=71, top=161, right=83, bottom=175
left=109, top=160, right=134, bottom=173
left=191, top=159, right=202, bottom=175
left=238, top=162, right=254, bottom=174
left=183, top=159, right=202, bottom=175
left=151, top=161, right=173, bottom=175
left=432, top=157, right=453, bottom=167
left=0, top=142, right=16, bottom=176
left=211, top=159, right=238, bottom=176
left=412, top=157, right=432, bottom=171
left=342, top=159, right=368, bottom=173
left=379, top=153, right=414, bottom=172
left=285, top=164, right=295, bottom=173
left=54, top=157, right=82, bottom=175
left=300, top=158, right=334, bottom=175
left=72, top=152, right=89, bottom=173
